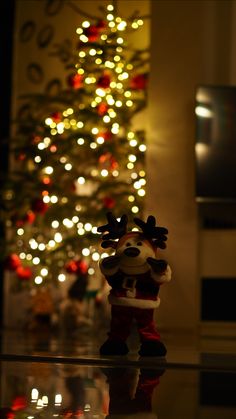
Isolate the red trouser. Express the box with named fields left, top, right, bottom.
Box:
left=108, top=305, right=160, bottom=342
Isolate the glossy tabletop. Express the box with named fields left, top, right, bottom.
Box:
left=0, top=328, right=236, bottom=418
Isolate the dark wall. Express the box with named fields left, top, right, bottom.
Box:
left=0, top=0, right=15, bottom=326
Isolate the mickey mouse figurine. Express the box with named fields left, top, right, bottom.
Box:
left=98, top=212, right=171, bottom=357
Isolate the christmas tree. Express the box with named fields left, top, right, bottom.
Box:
left=1, top=3, right=148, bottom=294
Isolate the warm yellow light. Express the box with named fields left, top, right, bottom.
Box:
left=107, top=13, right=114, bottom=21
left=54, top=232, right=63, bottom=242
left=38, top=243, right=46, bottom=251
left=48, top=240, right=56, bottom=247
left=139, top=170, right=146, bottom=177
left=115, top=100, right=122, bottom=107
left=17, top=228, right=24, bottom=236
left=89, top=48, right=97, bottom=56
left=34, top=156, right=41, bottom=163
left=96, top=88, right=106, bottom=97
left=92, top=252, right=100, bottom=261
left=80, top=34, right=89, bottom=43
left=103, top=115, right=111, bottom=123
left=77, top=176, right=85, bottom=184
left=128, top=195, right=135, bottom=202
left=130, top=139, right=137, bottom=147
left=65, top=163, right=72, bottom=171
left=77, top=137, right=84, bottom=145
left=62, top=219, right=73, bottom=229
left=101, top=169, right=109, bottom=177
left=90, top=142, right=97, bottom=149
left=97, top=136, right=104, bottom=144
left=132, top=206, right=139, bottom=214
left=76, top=27, right=83, bottom=35
left=139, top=144, right=146, bottom=152
left=41, top=268, right=48, bottom=276
left=117, top=21, right=127, bottom=31
left=127, top=162, right=134, bottom=169
left=95, top=58, right=102, bottom=64
left=138, top=189, right=146, bottom=196
left=51, top=220, right=59, bottom=228
left=117, top=37, right=124, bottom=44
left=82, top=20, right=90, bottom=28
left=82, top=248, right=90, bottom=256
left=107, top=4, right=114, bottom=11
left=78, top=68, right=84, bottom=75
left=32, top=257, right=40, bottom=265
left=129, top=154, right=137, bottom=162
left=38, top=142, right=45, bottom=150
left=29, top=238, right=37, bottom=248
left=45, top=117, right=53, bottom=126
left=58, top=274, right=66, bottom=282
left=105, top=60, right=115, bottom=68
left=43, top=195, right=50, bottom=203
left=84, top=222, right=92, bottom=231
left=31, top=388, right=39, bottom=400
left=35, top=276, right=43, bottom=285
left=126, top=100, right=133, bottom=107
left=45, top=166, right=53, bottom=174
left=79, top=51, right=86, bottom=58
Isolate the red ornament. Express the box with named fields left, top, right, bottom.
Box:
left=65, top=259, right=88, bottom=275
left=24, top=210, right=36, bottom=224
left=67, top=73, right=83, bottom=89
left=84, top=25, right=100, bottom=42
left=130, top=73, right=148, bottom=90
left=32, top=199, right=48, bottom=214
left=96, top=20, right=106, bottom=31
left=51, top=112, right=61, bottom=123
left=11, top=396, right=27, bottom=411
left=103, top=196, right=116, bottom=209
left=16, top=266, right=32, bottom=280
left=97, top=74, right=111, bottom=89
left=97, top=102, right=109, bottom=116
left=5, top=254, right=21, bottom=271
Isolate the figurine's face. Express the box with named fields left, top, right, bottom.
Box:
left=116, top=233, right=156, bottom=270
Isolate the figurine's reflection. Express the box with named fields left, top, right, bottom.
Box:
left=102, top=366, right=165, bottom=419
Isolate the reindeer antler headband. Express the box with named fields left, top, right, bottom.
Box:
left=97, top=212, right=168, bottom=249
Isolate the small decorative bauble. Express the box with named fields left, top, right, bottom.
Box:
left=67, top=73, right=83, bottom=89
left=24, top=210, right=36, bottom=224
left=32, top=199, right=48, bottom=214
left=65, top=260, right=79, bottom=274
left=130, top=73, right=148, bottom=90
left=97, top=102, right=109, bottom=116
left=103, top=196, right=116, bottom=209
left=50, top=112, right=61, bottom=123
left=96, top=19, right=106, bottom=31
left=65, top=259, right=88, bottom=275
left=84, top=25, right=100, bottom=42
left=11, top=396, right=27, bottom=411
left=97, top=74, right=111, bottom=89
left=16, top=266, right=32, bottom=280
left=101, top=130, right=112, bottom=141
left=5, top=254, right=21, bottom=271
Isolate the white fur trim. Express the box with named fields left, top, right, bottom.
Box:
left=108, top=294, right=161, bottom=309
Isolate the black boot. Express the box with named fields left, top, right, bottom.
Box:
left=100, top=339, right=129, bottom=356
left=138, top=340, right=167, bottom=357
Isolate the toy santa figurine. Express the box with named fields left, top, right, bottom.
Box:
left=98, top=212, right=171, bottom=357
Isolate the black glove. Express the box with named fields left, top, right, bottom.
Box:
left=147, top=258, right=167, bottom=274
